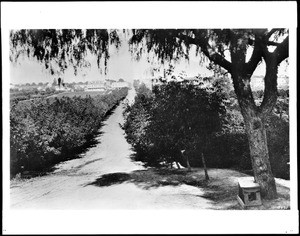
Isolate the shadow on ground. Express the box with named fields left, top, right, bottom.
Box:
left=85, top=168, right=210, bottom=190
left=85, top=167, right=290, bottom=210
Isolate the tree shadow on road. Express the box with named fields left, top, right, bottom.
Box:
left=86, top=172, right=132, bottom=187
left=84, top=168, right=290, bottom=210
left=85, top=168, right=210, bottom=190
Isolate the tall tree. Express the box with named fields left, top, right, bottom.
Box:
left=10, top=29, right=289, bottom=199
left=128, top=29, right=288, bottom=199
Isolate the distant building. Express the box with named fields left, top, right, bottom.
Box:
left=111, top=81, right=129, bottom=89
left=104, top=79, right=116, bottom=89
left=85, top=79, right=129, bottom=90
left=85, top=80, right=106, bottom=92
left=74, top=84, right=86, bottom=91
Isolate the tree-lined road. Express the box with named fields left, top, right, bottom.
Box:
left=10, top=88, right=213, bottom=209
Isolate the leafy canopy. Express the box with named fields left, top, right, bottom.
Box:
left=129, top=29, right=288, bottom=74
left=10, top=29, right=288, bottom=77
left=124, top=80, right=226, bottom=167
left=10, top=29, right=121, bottom=75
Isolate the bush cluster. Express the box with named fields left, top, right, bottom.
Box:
left=124, top=81, right=226, bottom=168
left=124, top=80, right=290, bottom=179
left=10, top=88, right=128, bottom=177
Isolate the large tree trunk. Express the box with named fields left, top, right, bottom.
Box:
left=231, top=72, right=278, bottom=199
left=231, top=71, right=278, bottom=199
left=228, top=30, right=279, bottom=199
left=242, top=110, right=277, bottom=199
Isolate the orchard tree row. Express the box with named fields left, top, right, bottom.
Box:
left=10, top=88, right=128, bottom=177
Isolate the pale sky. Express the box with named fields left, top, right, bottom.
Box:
left=10, top=32, right=288, bottom=85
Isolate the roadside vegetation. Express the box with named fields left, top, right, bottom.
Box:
left=10, top=88, right=128, bottom=177
left=123, top=78, right=289, bottom=180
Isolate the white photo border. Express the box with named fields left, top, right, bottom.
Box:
left=2, top=1, right=298, bottom=234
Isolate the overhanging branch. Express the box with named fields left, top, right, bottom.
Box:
left=246, top=38, right=282, bottom=76
left=259, top=57, right=278, bottom=115
left=177, top=33, right=232, bottom=73
left=265, top=28, right=281, bottom=39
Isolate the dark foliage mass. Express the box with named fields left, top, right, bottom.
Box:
left=10, top=88, right=128, bottom=177
left=124, top=80, right=226, bottom=168
left=123, top=80, right=289, bottom=179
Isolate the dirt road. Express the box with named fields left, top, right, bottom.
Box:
left=10, top=88, right=213, bottom=210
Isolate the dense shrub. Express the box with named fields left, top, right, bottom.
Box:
left=124, top=79, right=290, bottom=179
left=203, top=85, right=290, bottom=179
left=266, top=114, right=290, bottom=179
left=202, top=94, right=290, bottom=179
left=10, top=88, right=128, bottom=177
left=124, top=81, right=226, bottom=167
left=204, top=113, right=290, bottom=179
left=123, top=84, right=154, bottom=163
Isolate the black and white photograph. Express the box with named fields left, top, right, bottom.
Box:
left=2, top=1, right=298, bottom=234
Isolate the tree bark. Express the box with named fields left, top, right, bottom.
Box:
left=201, top=152, right=209, bottom=180
left=228, top=30, right=279, bottom=199
left=231, top=71, right=278, bottom=199
left=243, top=111, right=277, bottom=199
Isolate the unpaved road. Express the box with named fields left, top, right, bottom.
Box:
left=10, top=88, right=213, bottom=210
